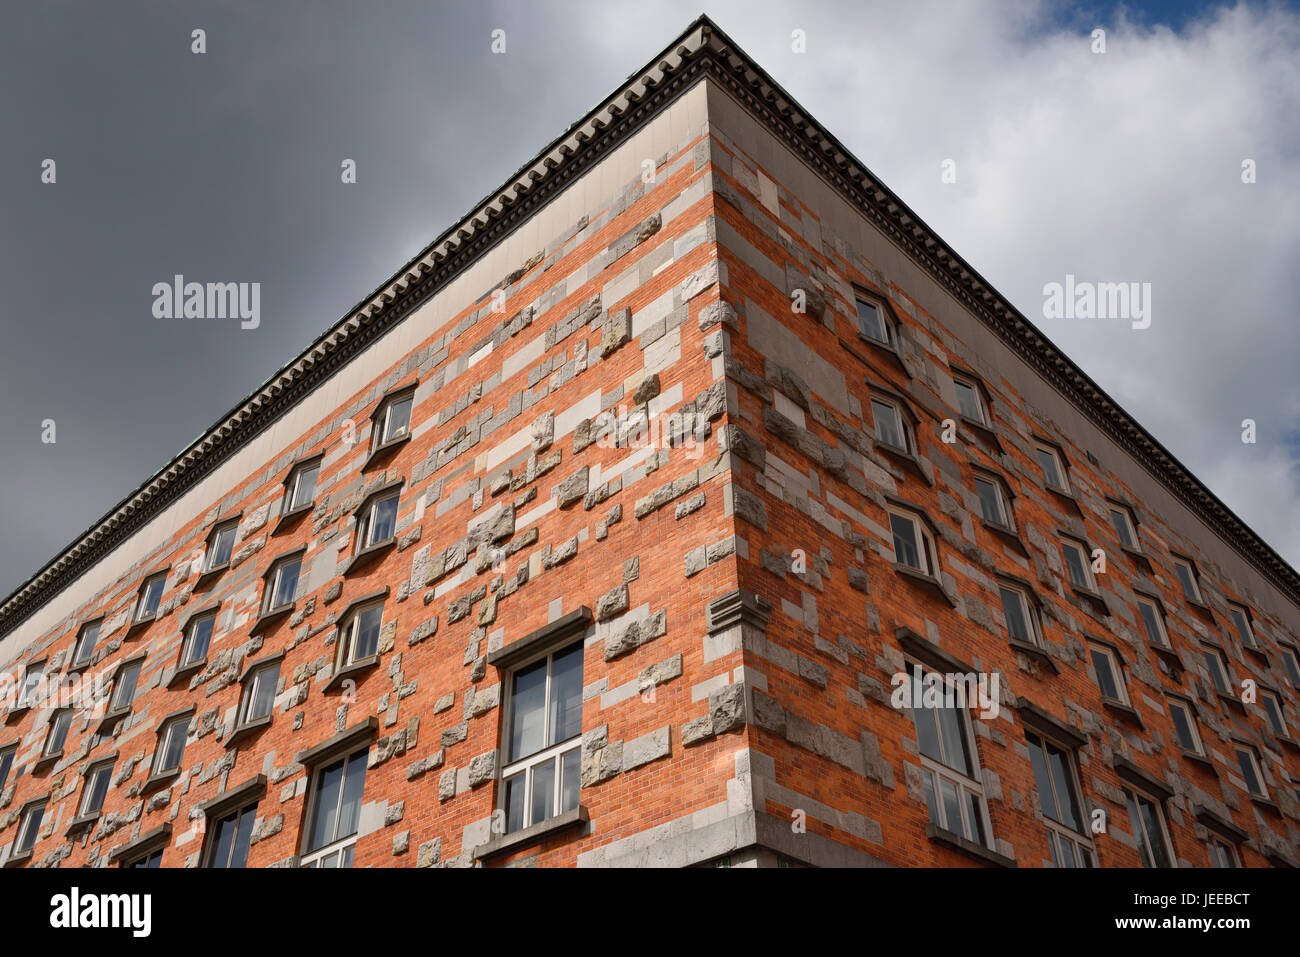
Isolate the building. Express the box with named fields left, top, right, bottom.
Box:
left=1, top=15, right=1298, bottom=870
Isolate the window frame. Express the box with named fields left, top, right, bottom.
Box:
left=1107, top=503, right=1140, bottom=552
left=1166, top=696, right=1205, bottom=756
left=285, top=458, right=322, bottom=514
left=180, top=609, right=217, bottom=669
left=17, top=660, right=45, bottom=710
left=1226, top=603, right=1258, bottom=650
left=1259, top=688, right=1289, bottom=739
left=14, top=798, right=47, bottom=857
left=1207, top=837, right=1240, bottom=868
left=1280, top=643, right=1300, bottom=688
left=1088, top=641, right=1130, bottom=706
left=263, top=553, right=303, bottom=615
left=152, top=713, right=191, bottom=777
left=202, top=801, right=259, bottom=869
left=972, top=471, right=1015, bottom=531
left=1170, top=555, right=1204, bottom=605
left=951, top=372, right=990, bottom=426
left=204, top=519, right=239, bottom=573
left=870, top=396, right=912, bottom=455
left=238, top=658, right=281, bottom=728
left=886, top=505, right=938, bottom=577
left=70, top=619, right=103, bottom=669
left=1201, top=644, right=1233, bottom=697
left=1232, top=743, right=1268, bottom=799
left=109, top=656, right=144, bottom=713
left=340, top=600, right=384, bottom=670
left=853, top=292, right=895, bottom=347
left=0, top=743, right=15, bottom=791
left=1124, top=786, right=1176, bottom=868
left=1025, top=731, right=1096, bottom=867
left=1060, top=536, right=1098, bottom=593
left=498, top=639, right=585, bottom=836
left=77, top=757, right=116, bottom=820
left=357, top=489, right=400, bottom=551
left=300, top=745, right=369, bottom=868
left=372, top=389, right=415, bottom=451
left=1033, top=441, right=1071, bottom=494
left=1136, top=595, right=1172, bottom=650
left=43, top=708, right=74, bottom=759
left=998, top=581, right=1044, bottom=650
left=135, top=572, right=167, bottom=623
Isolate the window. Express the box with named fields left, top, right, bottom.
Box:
left=1260, top=690, right=1289, bottom=738
left=1233, top=744, right=1267, bottom=798
left=128, top=848, right=163, bottom=868
left=357, top=490, right=399, bottom=549
left=17, top=660, right=45, bottom=709
left=855, top=297, right=891, bottom=345
left=1125, top=789, right=1174, bottom=868
left=110, top=659, right=143, bottom=712
left=339, top=602, right=383, bottom=668
left=1089, top=642, right=1129, bottom=705
left=239, top=660, right=280, bottom=726
left=181, top=611, right=216, bottom=667
left=375, top=392, right=413, bottom=448
left=44, top=709, right=73, bottom=757
left=1136, top=597, right=1170, bottom=649
left=1167, top=697, right=1204, bottom=754
left=1208, top=839, right=1239, bottom=868
left=14, top=801, right=45, bottom=856
left=0, top=745, right=15, bottom=791
left=1202, top=646, right=1231, bottom=696
left=999, top=583, right=1041, bottom=648
left=204, top=803, right=257, bottom=868
left=1171, top=557, right=1203, bottom=604
left=78, top=760, right=114, bottom=819
left=286, top=459, right=321, bottom=512
left=1108, top=505, right=1139, bottom=550
left=1026, top=733, right=1094, bottom=866
left=206, top=520, right=238, bottom=571
left=264, top=555, right=302, bottom=613
left=974, top=474, right=1012, bottom=528
left=1227, top=604, right=1256, bottom=649
left=1282, top=645, right=1300, bottom=686
left=870, top=398, right=909, bottom=453
left=906, top=664, right=994, bottom=848
left=153, top=714, right=190, bottom=776
left=302, top=746, right=368, bottom=867
left=888, top=508, right=935, bottom=576
left=1034, top=443, right=1069, bottom=493
left=501, top=641, right=583, bottom=834
left=953, top=374, right=987, bottom=425
left=71, top=620, right=102, bottom=667
left=1060, top=538, right=1096, bottom=592
left=135, top=574, right=166, bottom=622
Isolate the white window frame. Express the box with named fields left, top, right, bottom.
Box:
left=44, top=709, right=73, bottom=756
left=300, top=746, right=369, bottom=868
left=78, top=758, right=115, bottom=818
left=205, top=520, right=238, bottom=571
left=499, top=641, right=585, bottom=835
left=357, top=491, right=399, bottom=549
left=17, top=660, right=45, bottom=709
left=973, top=473, right=1012, bottom=529
left=1233, top=744, right=1268, bottom=799
left=870, top=397, right=911, bottom=453
left=0, top=745, right=15, bottom=792
left=71, top=620, right=102, bottom=667
left=338, top=601, right=384, bottom=669
left=1108, top=504, right=1139, bottom=551
left=1207, top=838, right=1240, bottom=868
left=181, top=612, right=216, bottom=667
left=1260, top=689, right=1289, bottom=738
left=998, top=582, right=1043, bottom=648
left=952, top=374, right=988, bottom=425
left=1125, top=787, right=1176, bottom=868
left=239, top=661, right=280, bottom=726
left=263, top=555, right=302, bottom=613
left=285, top=459, right=321, bottom=512
left=374, top=393, right=414, bottom=449
left=887, top=507, right=936, bottom=576
left=1171, top=557, right=1203, bottom=604
left=1202, top=645, right=1232, bottom=696
left=135, top=573, right=167, bottom=622
left=906, top=663, right=996, bottom=850
left=854, top=296, right=893, bottom=346
left=1026, top=731, right=1095, bottom=867
left=110, top=658, right=143, bottom=712
left=1136, top=597, right=1171, bottom=649
left=15, top=801, right=45, bottom=855
left=203, top=802, right=259, bottom=869
left=1281, top=645, right=1300, bottom=687
left=1167, top=697, right=1205, bottom=755
left=1034, top=443, right=1069, bottom=493
left=1060, top=537, right=1097, bottom=592
left=1227, top=603, right=1257, bottom=649
left=153, top=715, right=190, bottom=775
left=1088, top=642, right=1129, bottom=706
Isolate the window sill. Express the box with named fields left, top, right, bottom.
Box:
left=97, top=705, right=132, bottom=735
left=876, top=444, right=934, bottom=486
left=1249, top=794, right=1281, bottom=817
left=1149, top=642, right=1182, bottom=669
left=959, top=415, right=1003, bottom=451
left=341, top=539, right=396, bottom=577
left=1178, top=748, right=1217, bottom=775
left=1044, top=486, right=1084, bottom=516
left=361, top=433, right=411, bottom=472
left=271, top=502, right=314, bottom=536
left=225, top=714, right=273, bottom=749
left=1241, top=644, right=1269, bottom=664
left=1101, top=697, right=1144, bottom=728
left=892, top=564, right=956, bottom=607
left=1216, top=690, right=1245, bottom=713
left=925, top=823, right=1016, bottom=868
left=194, top=562, right=230, bottom=592
left=248, top=604, right=294, bottom=637
left=3, top=705, right=30, bottom=725
left=854, top=333, right=911, bottom=378
left=167, top=659, right=206, bottom=690
left=1119, top=545, right=1153, bottom=573
left=1185, top=598, right=1215, bottom=622
left=2, top=848, right=32, bottom=868
left=324, top=656, right=379, bottom=693
left=1068, top=583, right=1109, bottom=617
left=980, top=520, right=1028, bottom=557
left=1007, top=637, right=1060, bottom=674
left=124, top=614, right=156, bottom=640
left=65, top=658, right=94, bottom=677
left=473, top=805, right=589, bottom=861
left=141, top=768, right=181, bottom=796
left=65, top=811, right=100, bottom=837
left=32, top=750, right=63, bottom=774
left=1273, top=734, right=1300, bottom=754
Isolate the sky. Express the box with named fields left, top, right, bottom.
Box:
left=0, top=0, right=1297, bottom=602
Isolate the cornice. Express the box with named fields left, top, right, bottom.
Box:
left=2, top=15, right=1296, bottom=642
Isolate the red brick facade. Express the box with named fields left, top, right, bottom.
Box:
left=1, top=18, right=1297, bottom=869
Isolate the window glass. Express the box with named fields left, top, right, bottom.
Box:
left=975, top=478, right=1005, bottom=525
left=351, top=605, right=383, bottom=662
left=111, top=660, right=142, bottom=711
left=1109, top=509, right=1135, bottom=548
left=890, top=513, right=922, bottom=571
left=367, top=495, right=398, bottom=545
left=383, top=396, right=413, bottom=443
left=290, top=462, right=320, bottom=510
left=209, top=524, right=236, bottom=568
left=81, top=763, right=113, bottom=816
left=1035, top=447, right=1064, bottom=489
left=1174, top=562, right=1199, bottom=602
left=1203, top=649, right=1229, bottom=694
left=139, top=577, right=166, bottom=619
left=1090, top=647, right=1121, bottom=701
left=1000, top=586, right=1033, bottom=645
left=1168, top=700, right=1200, bottom=752
left=872, top=400, right=905, bottom=450
left=185, top=615, right=215, bottom=664
left=270, top=558, right=301, bottom=609
left=1062, top=542, right=1090, bottom=589
left=1137, top=602, right=1165, bottom=647
left=73, top=622, right=101, bottom=664
left=856, top=300, right=888, bottom=342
